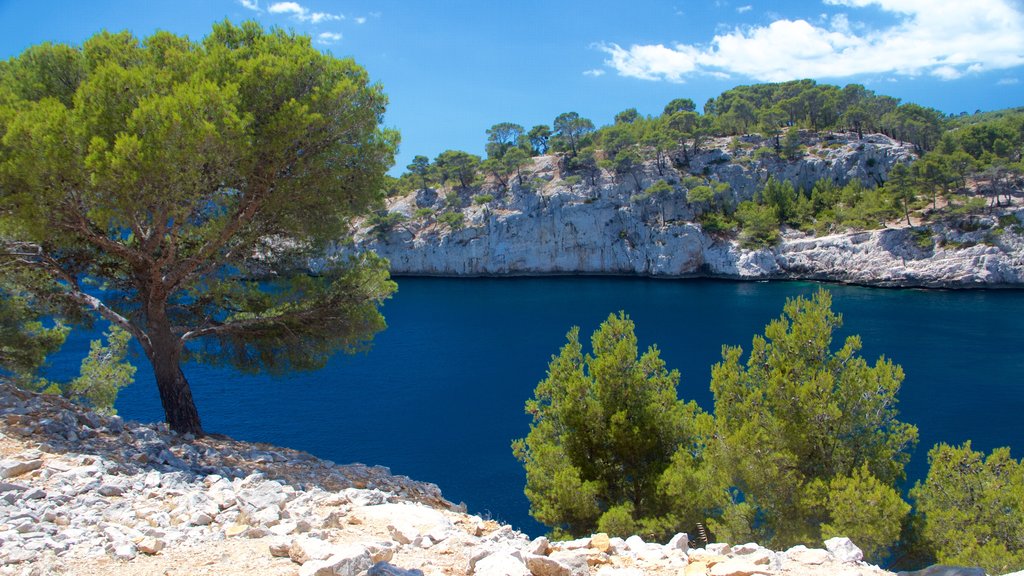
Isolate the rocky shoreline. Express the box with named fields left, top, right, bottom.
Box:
left=345, top=134, right=1024, bottom=289
left=0, top=382, right=968, bottom=576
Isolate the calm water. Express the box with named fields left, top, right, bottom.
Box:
left=49, top=278, right=1024, bottom=537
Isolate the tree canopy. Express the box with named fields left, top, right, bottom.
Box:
left=516, top=291, right=925, bottom=564
left=513, top=312, right=712, bottom=540
left=0, top=21, right=398, bottom=434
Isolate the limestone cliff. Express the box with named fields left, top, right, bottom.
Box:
left=344, top=133, right=1024, bottom=288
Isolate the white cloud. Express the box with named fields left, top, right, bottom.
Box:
left=268, top=2, right=303, bottom=16
left=354, top=17, right=367, bottom=24
left=583, top=69, right=606, bottom=77
left=268, top=2, right=343, bottom=23
left=316, top=32, right=342, bottom=45
left=597, top=0, right=1024, bottom=82
left=238, top=0, right=260, bottom=10
left=737, top=5, right=753, bottom=13
left=998, top=77, right=1020, bottom=85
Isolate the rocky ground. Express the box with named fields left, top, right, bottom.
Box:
left=0, top=383, right=993, bottom=576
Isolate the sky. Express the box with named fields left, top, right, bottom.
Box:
left=1, top=0, right=1023, bottom=174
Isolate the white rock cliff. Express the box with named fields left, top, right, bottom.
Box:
left=345, top=134, right=1024, bottom=288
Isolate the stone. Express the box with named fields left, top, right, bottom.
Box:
left=97, top=484, right=124, bottom=497
left=525, top=552, right=589, bottom=576
left=730, top=543, right=760, bottom=555
left=366, top=541, right=397, bottom=563
left=388, top=523, right=419, bottom=545
left=368, top=562, right=426, bottom=576
left=529, top=536, right=551, bottom=555
left=111, top=541, right=138, bottom=560
left=0, top=459, right=42, bottom=479
left=623, top=535, right=647, bottom=553
left=475, top=552, right=531, bottom=576
left=589, top=533, right=611, bottom=553
left=783, top=545, right=831, bottom=565
left=667, top=532, right=689, bottom=553
left=706, top=543, right=731, bottom=555
left=684, top=561, right=711, bottom=576
left=224, top=524, right=248, bottom=537
left=189, top=511, right=214, bottom=526
left=137, top=536, right=165, bottom=555
left=4, top=549, right=36, bottom=564
left=708, top=558, right=771, bottom=576
left=824, top=536, right=864, bottom=563
left=298, top=545, right=372, bottom=576
left=289, top=536, right=337, bottom=565
left=594, top=569, right=643, bottom=576
left=268, top=537, right=292, bottom=557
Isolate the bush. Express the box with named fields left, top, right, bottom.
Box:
left=437, top=211, right=465, bottom=230
left=735, top=201, right=781, bottom=248
left=513, top=312, right=712, bottom=540
left=911, top=442, right=1024, bottom=574
left=472, top=194, right=495, bottom=205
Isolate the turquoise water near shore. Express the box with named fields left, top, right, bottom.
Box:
left=50, top=277, right=1024, bottom=536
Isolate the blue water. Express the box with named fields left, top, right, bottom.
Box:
left=48, top=278, right=1024, bottom=537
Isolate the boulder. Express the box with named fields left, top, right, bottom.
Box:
left=298, top=545, right=372, bottom=576
left=475, top=551, right=531, bottom=576
left=0, top=459, right=42, bottom=479
left=824, top=536, right=864, bottom=563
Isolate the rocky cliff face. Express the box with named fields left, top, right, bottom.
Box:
left=345, top=133, right=1024, bottom=288
left=0, top=383, right=913, bottom=576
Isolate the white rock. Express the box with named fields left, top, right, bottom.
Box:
left=289, top=536, right=337, bottom=564
left=528, top=536, right=550, bottom=555
left=0, top=459, right=42, bottom=479
left=666, top=532, right=689, bottom=553
left=475, top=551, right=530, bottom=576
left=709, top=558, right=771, bottom=576
left=706, top=542, right=732, bottom=555
left=824, top=536, right=864, bottom=563
left=298, top=545, right=372, bottom=576
left=783, top=545, right=831, bottom=565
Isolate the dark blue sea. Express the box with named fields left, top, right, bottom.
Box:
left=46, top=278, right=1024, bottom=537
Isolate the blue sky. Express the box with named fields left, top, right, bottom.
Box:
left=2, top=0, right=1022, bottom=173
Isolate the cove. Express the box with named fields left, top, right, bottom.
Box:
left=48, top=277, right=1024, bottom=537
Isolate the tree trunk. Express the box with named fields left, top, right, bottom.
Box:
left=151, top=350, right=204, bottom=435
left=146, top=306, right=204, bottom=435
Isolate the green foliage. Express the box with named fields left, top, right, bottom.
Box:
left=65, top=327, right=136, bottom=414
left=0, top=21, right=397, bottom=433
left=911, top=442, right=1024, bottom=574
left=0, top=281, right=68, bottom=381
left=780, top=128, right=804, bottom=160
left=814, top=464, right=910, bottom=562
left=485, top=122, right=525, bottom=159
left=444, top=191, right=462, bottom=208
left=413, top=208, right=434, bottom=219
left=698, top=212, right=735, bottom=234
left=472, top=194, right=494, bottom=205
left=734, top=201, right=780, bottom=248
left=437, top=211, right=465, bottom=230
left=528, top=125, right=552, bottom=155
left=708, top=289, right=917, bottom=551
left=407, top=155, right=432, bottom=189
left=552, top=112, right=595, bottom=156
left=513, top=312, right=712, bottom=540
left=759, top=177, right=798, bottom=224
left=435, top=150, right=482, bottom=189
left=367, top=210, right=408, bottom=238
